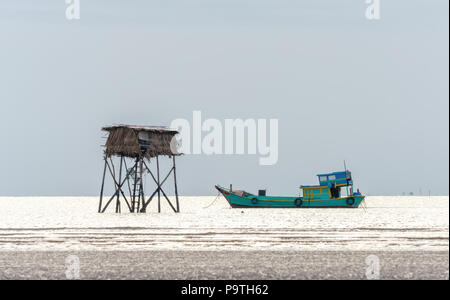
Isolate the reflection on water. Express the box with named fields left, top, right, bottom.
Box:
left=0, top=196, right=448, bottom=251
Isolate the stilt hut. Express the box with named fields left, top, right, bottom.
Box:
left=98, top=125, right=181, bottom=214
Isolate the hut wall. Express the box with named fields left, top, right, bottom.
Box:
left=104, top=127, right=179, bottom=158
left=105, top=127, right=141, bottom=158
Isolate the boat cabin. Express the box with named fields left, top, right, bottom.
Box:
left=300, top=171, right=353, bottom=200
left=317, top=171, right=352, bottom=187
left=301, top=186, right=333, bottom=200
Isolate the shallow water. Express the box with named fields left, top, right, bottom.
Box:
left=0, top=196, right=448, bottom=251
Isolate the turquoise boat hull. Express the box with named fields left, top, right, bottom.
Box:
left=215, top=185, right=364, bottom=208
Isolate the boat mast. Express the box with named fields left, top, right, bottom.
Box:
left=343, top=160, right=349, bottom=197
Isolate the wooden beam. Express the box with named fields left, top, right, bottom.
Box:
left=98, top=157, right=108, bottom=213
left=173, top=156, right=180, bottom=213
left=105, top=159, right=134, bottom=213
left=115, top=156, right=123, bottom=213
left=159, top=186, right=178, bottom=213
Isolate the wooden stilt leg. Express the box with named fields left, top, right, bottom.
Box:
left=99, top=152, right=181, bottom=214
left=132, top=158, right=139, bottom=212
left=101, top=163, right=134, bottom=213
left=115, top=156, right=123, bottom=213
left=106, top=159, right=133, bottom=212
left=98, top=157, right=108, bottom=213
left=137, top=159, right=143, bottom=213
left=157, top=156, right=161, bottom=213
left=173, top=156, right=180, bottom=213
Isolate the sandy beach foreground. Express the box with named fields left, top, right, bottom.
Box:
left=1, top=250, right=448, bottom=280
left=0, top=196, right=448, bottom=279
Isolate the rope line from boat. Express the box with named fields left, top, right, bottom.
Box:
left=361, top=198, right=368, bottom=213
left=203, top=191, right=222, bottom=209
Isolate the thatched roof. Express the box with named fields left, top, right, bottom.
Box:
left=102, top=125, right=180, bottom=158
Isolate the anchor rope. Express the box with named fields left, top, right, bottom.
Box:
left=361, top=198, right=368, bottom=213
left=203, top=191, right=221, bottom=209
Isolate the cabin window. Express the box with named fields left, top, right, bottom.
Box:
left=319, top=176, right=327, bottom=182
left=328, top=175, right=336, bottom=181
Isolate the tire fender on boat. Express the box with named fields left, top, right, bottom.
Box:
left=294, top=198, right=303, bottom=207
left=346, top=197, right=355, bottom=206
left=251, top=198, right=258, bottom=205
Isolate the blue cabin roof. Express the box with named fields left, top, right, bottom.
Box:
left=317, top=171, right=352, bottom=187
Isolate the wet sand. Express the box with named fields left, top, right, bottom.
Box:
left=0, top=250, right=448, bottom=280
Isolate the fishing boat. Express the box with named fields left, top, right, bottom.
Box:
left=215, top=171, right=365, bottom=208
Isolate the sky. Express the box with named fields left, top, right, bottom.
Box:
left=0, top=0, right=448, bottom=196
